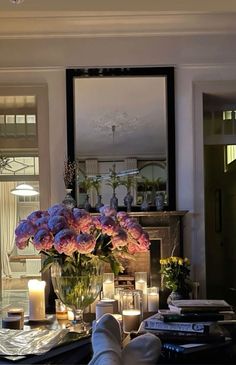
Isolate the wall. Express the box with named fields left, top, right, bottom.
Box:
left=1, top=32, right=236, bottom=295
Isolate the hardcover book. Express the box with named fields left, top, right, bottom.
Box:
left=168, top=299, right=232, bottom=314
left=144, top=315, right=215, bottom=333
left=156, top=310, right=225, bottom=322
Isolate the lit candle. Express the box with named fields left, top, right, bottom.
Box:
left=103, top=273, right=115, bottom=299
left=7, top=307, right=24, bottom=329
left=122, top=309, right=141, bottom=333
left=135, top=272, right=148, bottom=312
left=96, top=300, right=114, bottom=320
left=147, top=287, right=159, bottom=312
left=28, top=279, right=46, bottom=321
left=101, top=298, right=118, bottom=313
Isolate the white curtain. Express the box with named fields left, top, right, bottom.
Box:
left=0, top=182, right=17, bottom=277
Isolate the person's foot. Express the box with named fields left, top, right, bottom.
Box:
left=88, top=314, right=122, bottom=365
left=122, top=333, right=162, bottom=365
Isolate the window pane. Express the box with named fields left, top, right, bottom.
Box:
left=0, top=115, right=4, bottom=124
left=26, top=115, right=36, bottom=124
left=6, top=115, right=15, bottom=124
left=16, top=115, right=25, bottom=124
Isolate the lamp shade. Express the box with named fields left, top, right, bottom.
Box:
left=11, top=184, right=39, bottom=196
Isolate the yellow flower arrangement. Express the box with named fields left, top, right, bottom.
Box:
left=160, top=256, right=192, bottom=294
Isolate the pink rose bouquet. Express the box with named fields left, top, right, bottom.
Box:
left=15, top=204, right=150, bottom=275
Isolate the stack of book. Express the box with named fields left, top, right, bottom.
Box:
left=142, top=299, right=235, bottom=354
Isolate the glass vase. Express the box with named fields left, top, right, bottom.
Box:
left=62, top=188, right=76, bottom=209
left=124, top=191, right=133, bottom=212
left=51, top=261, right=103, bottom=334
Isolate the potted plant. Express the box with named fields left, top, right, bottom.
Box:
left=160, top=256, right=193, bottom=304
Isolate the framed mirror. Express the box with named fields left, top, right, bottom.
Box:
left=66, top=67, right=176, bottom=211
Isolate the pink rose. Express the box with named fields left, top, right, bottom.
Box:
left=75, top=233, right=96, bottom=254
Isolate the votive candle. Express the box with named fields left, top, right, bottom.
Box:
left=122, top=309, right=141, bottom=333
left=28, top=279, right=46, bottom=320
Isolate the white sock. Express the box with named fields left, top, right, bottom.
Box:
left=88, top=314, right=122, bottom=365
left=122, top=333, right=162, bottom=365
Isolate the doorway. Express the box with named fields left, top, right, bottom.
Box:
left=204, top=96, right=236, bottom=305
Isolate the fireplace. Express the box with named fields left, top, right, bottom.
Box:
left=116, top=211, right=188, bottom=289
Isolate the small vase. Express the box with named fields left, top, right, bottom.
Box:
left=110, top=192, right=118, bottom=210
left=95, top=194, right=104, bottom=212
left=155, top=192, right=164, bottom=211
left=141, top=192, right=149, bottom=211
left=124, top=191, right=133, bottom=212
left=62, top=188, right=76, bottom=209
left=83, top=194, right=91, bottom=212
left=167, top=290, right=189, bottom=305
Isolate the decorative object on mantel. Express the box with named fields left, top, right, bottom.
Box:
left=91, top=178, right=104, bottom=212
left=155, top=192, right=165, bottom=211
left=62, top=159, right=76, bottom=208
left=160, top=256, right=193, bottom=305
left=106, top=164, right=120, bottom=210
left=14, top=204, right=150, bottom=333
left=122, top=176, right=135, bottom=212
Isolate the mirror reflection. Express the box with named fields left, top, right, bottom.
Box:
left=66, top=67, right=175, bottom=211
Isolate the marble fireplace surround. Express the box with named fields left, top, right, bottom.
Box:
left=98, top=210, right=188, bottom=287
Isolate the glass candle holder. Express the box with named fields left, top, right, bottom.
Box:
left=102, top=273, right=115, bottom=299
left=55, top=299, right=68, bottom=320
left=147, top=287, right=159, bottom=312
left=135, top=272, right=147, bottom=311
left=120, top=290, right=142, bottom=333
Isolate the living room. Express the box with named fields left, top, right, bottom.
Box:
left=1, top=1, right=236, bottom=362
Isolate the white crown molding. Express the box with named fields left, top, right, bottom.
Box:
left=0, top=11, right=236, bottom=39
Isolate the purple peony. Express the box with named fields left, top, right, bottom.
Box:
left=100, top=216, right=117, bottom=236
left=126, top=222, right=143, bottom=240
left=48, top=215, right=68, bottom=234
left=54, top=228, right=77, bottom=255
left=16, top=236, right=29, bottom=250
left=32, top=229, right=53, bottom=250
left=72, top=208, right=94, bottom=233
left=111, top=228, right=128, bottom=249
left=15, top=219, right=36, bottom=237
left=76, top=233, right=96, bottom=254
left=99, top=205, right=117, bottom=217
left=27, top=210, right=49, bottom=223
left=35, top=216, right=49, bottom=229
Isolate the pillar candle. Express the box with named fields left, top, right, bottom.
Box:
left=103, top=273, right=115, bottom=299
left=135, top=272, right=148, bottom=312
left=96, top=300, right=114, bottom=320
left=28, top=279, right=46, bottom=321
left=147, top=287, right=159, bottom=312
left=122, top=309, right=141, bottom=333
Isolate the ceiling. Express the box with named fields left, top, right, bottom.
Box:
left=74, top=76, right=167, bottom=160
left=2, top=0, right=236, bottom=13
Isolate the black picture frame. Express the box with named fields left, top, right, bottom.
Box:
left=66, top=66, right=176, bottom=210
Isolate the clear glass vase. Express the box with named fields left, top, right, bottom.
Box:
left=51, top=261, right=103, bottom=334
